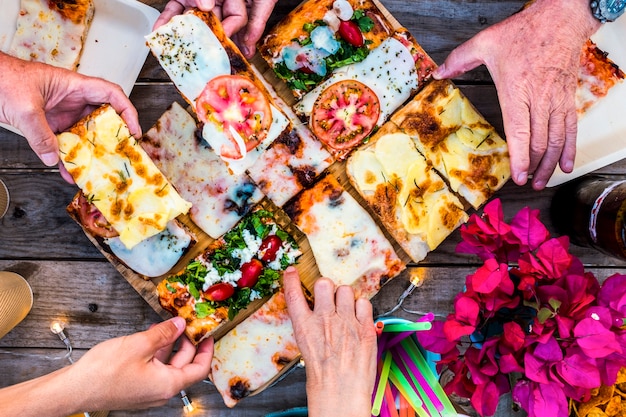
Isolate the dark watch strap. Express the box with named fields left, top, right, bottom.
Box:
left=590, top=0, right=626, bottom=23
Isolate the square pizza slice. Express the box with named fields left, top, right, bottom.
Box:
left=157, top=209, right=301, bottom=344
left=57, top=105, right=192, bottom=250
left=283, top=174, right=405, bottom=298
left=210, top=289, right=300, bottom=407
left=9, top=0, right=95, bottom=71
left=346, top=122, right=468, bottom=263
left=146, top=9, right=290, bottom=175
left=293, top=30, right=436, bottom=160
left=391, top=79, right=510, bottom=209
left=257, top=0, right=397, bottom=100
left=141, top=102, right=264, bottom=239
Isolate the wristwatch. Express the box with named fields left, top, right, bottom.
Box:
left=590, top=0, right=626, bottom=23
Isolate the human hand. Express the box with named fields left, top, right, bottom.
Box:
left=66, top=317, right=213, bottom=412
left=283, top=267, right=377, bottom=417
left=0, top=52, right=140, bottom=172
left=154, top=0, right=278, bottom=58
left=432, top=0, right=600, bottom=190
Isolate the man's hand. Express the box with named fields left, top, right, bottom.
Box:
left=154, top=0, right=278, bottom=58
left=0, top=52, right=140, bottom=169
left=432, top=0, right=600, bottom=190
left=283, top=267, right=377, bottom=417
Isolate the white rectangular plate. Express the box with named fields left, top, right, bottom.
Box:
left=0, top=0, right=160, bottom=136
left=547, top=14, right=626, bottom=187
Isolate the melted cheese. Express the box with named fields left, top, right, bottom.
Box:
left=145, top=13, right=230, bottom=105
left=141, top=102, right=264, bottom=239
left=9, top=0, right=95, bottom=70
left=288, top=175, right=404, bottom=298
left=106, top=220, right=192, bottom=277
left=347, top=126, right=468, bottom=262
left=210, top=291, right=299, bottom=407
left=294, top=37, right=418, bottom=123
left=57, top=105, right=192, bottom=249
left=391, top=80, right=510, bottom=209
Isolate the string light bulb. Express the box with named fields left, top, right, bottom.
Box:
left=180, top=390, right=194, bottom=413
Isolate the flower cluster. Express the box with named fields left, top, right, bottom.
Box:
left=416, top=199, right=626, bottom=417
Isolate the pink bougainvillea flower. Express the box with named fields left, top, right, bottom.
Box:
left=415, top=320, right=458, bottom=356
left=470, top=374, right=509, bottom=417
left=574, top=317, right=622, bottom=358
left=468, top=258, right=513, bottom=295
left=556, top=351, right=601, bottom=389
left=598, top=273, right=626, bottom=316
left=509, top=206, right=550, bottom=253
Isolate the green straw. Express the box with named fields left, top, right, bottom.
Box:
left=382, top=322, right=433, bottom=332
left=400, top=338, right=457, bottom=416
left=388, top=363, right=429, bottom=417
left=372, top=351, right=392, bottom=416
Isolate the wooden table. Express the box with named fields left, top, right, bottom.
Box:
left=2, top=1, right=626, bottom=416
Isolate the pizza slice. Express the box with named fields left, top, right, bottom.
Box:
left=246, top=74, right=335, bottom=207
left=294, top=30, right=436, bottom=160
left=67, top=191, right=196, bottom=278
left=157, top=209, right=301, bottom=344
left=146, top=9, right=290, bottom=175
left=576, top=39, right=625, bottom=115
left=283, top=174, right=405, bottom=298
left=257, top=0, right=396, bottom=99
left=346, top=122, right=468, bottom=263
left=390, top=79, right=510, bottom=209
left=210, top=289, right=300, bottom=407
left=57, top=105, right=192, bottom=249
left=9, top=0, right=95, bottom=71
left=141, top=102, right=264, bottom=239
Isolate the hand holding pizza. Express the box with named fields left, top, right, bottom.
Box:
left=154, top=0, right=278, bottom=58
left=283, top=267, right=377, bottom=417
left=0, top=52, right=140, bottom=174
left=0, top=317, right=213, bottom=416
left=65, top=317, right=213, bottom=412
left=432, top=0, right=600, bottom=190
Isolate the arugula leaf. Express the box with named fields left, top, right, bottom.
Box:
left=195, top=302, right=215, bottom=319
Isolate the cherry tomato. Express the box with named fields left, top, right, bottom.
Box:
left=196, top=75, right=273, bottom=159
left=310, top=80, right=380, bottom=151
left=204, top=282, right=235, bottom=301
left=238, top=259, right=264, bottom=288
left=259, top=235, right=283, bottom=262
left=338, top=20, right=364, bottom=47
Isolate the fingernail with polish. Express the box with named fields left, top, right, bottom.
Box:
left=41, top=152, right=58, bottom=166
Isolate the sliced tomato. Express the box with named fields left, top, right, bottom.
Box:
left=71, top=193, right=118, bottom=239
left=196, top=75, right=272, bottom=159
left=204, top=282, right=235, bottom=302
left=310, top=80, right=380, bottom=150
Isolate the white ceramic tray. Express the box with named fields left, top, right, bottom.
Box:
left=547, top=14, right=626, bottom=187
left=0, top=0, right=160, bottom=136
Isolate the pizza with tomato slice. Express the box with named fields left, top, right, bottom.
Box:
left=283, top=174, right=405, bottom=299
left=67, top=191, right=196, bottom=278
left=257, top=0, right=396, bottom=99
left=146, top=9, right=290, bottom=175
left=346, top=122, right=468, bottom=263
left=141, top=102, right=264, bottom=239
left=576, top=39, right=625, bottom=115
left=295, top=30, right=436, bottom=160
left=210, top=288, right=300, bottom=407
left=157, top=209, right=301, bottom=344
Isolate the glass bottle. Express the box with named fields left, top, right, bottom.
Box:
left=550, top=175, right=626, bottom=261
